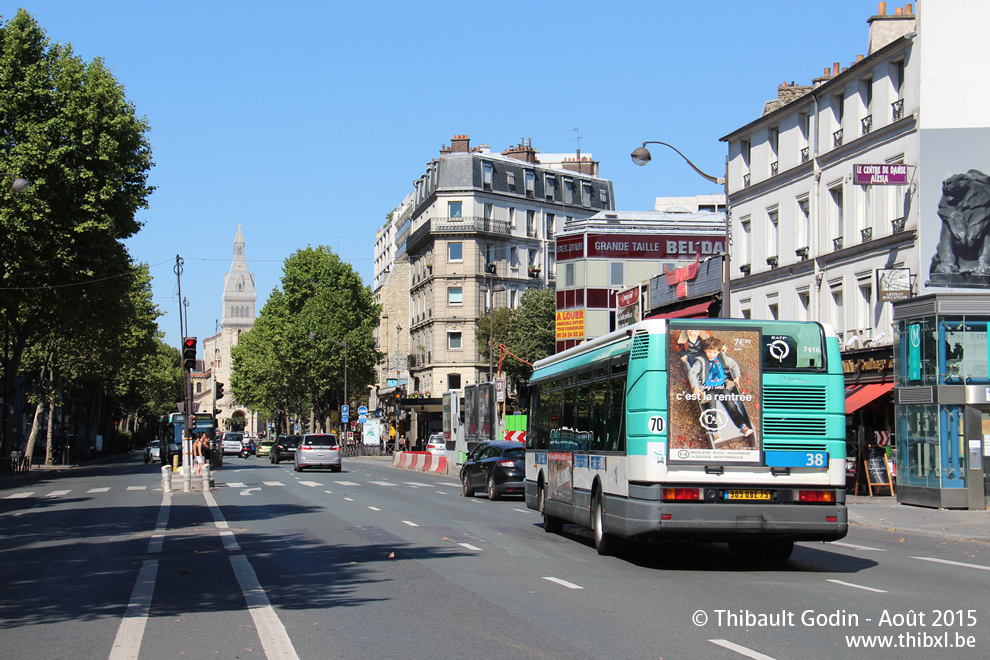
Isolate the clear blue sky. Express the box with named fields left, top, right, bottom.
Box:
left=2, top=0, right=878, bottom=351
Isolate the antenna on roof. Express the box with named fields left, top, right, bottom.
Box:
left=568, top=127, right=582, bottom=154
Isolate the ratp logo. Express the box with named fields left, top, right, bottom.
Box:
left=909, top=323, right=921, bottom=348
left=767, top=339, right=790, bottom=362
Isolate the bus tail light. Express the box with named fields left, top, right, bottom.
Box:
left=798, top=490, right=835, bottom=503
left=663, top=488, right=701, bottom=501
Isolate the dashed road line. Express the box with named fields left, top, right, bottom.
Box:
left=543, top=576, right=582, bottom=590
left=88, top=488, right=110, bottom=493
left=911, top=556, right=990, bottom=571
left=47, top=490, right=71, bottom=497
left=226, top=482, right=246, bottom=488
left=831, top=541, right=886, bottom=552
left=343, top=497, right=354, bottom=501
left=436, top=491, right=447, bottom=495
left=262, top=481, right=284, bottom=487
left=299, top=481, right=322, bottom=487
left=333, top=481, right=361, bottom=486
left=127, top=486, right=147, bottom=491
left=709, top=639, right=775, bottom=660
left=826, top=579, right=887, bottom=593
left=370, top=481, right=397, bottom=487
left=5, top=491, right=33, bottom=499
left=368, top=506, right=381, bottom=511
left=402, top=520, right=418, bottom=527
left=458, top=543, right=482, bottom=551
left=513, top=508, right=529, bottom=513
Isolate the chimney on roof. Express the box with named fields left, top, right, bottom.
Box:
left=449, top=135, right=470, bottom=153
left=868, top=3, right=916, bottom=55
left=503, top=138, right=539, bottom=164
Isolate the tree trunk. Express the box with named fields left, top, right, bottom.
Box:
left=43, top=398, right=55, bottom=465
left=23, top=403, right=44, bottom=467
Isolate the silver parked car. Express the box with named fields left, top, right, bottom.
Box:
left=294, top=433, right=341, bottom=472
left=144, top=440, right=161, bottom=463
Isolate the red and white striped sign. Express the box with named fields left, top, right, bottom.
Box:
left=504, top=430, right=526, bottom=443
left=874, top=430, right=891, bottom=447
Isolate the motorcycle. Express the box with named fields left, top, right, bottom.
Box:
left=240, top=444, right=251, bottom=459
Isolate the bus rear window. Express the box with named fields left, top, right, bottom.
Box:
left=762, top=323, right=827, bottom=371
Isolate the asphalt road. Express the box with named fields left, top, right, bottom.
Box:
left=0, top=453, right=987, bottom=659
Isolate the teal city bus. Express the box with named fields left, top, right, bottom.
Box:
left=525, top=318, right=848, bottom=558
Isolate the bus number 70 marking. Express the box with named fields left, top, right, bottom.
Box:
left=648, top=416, right=666, bottom=434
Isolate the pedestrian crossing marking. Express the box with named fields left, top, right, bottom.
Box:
left=127, top=486, right=147, bottom=491
left=47, top=490, right=70, bottom=497
left=299, top=481, right=322, bottom=487
left=227, top=482, right=246, bottom=488
left=88, top=488, right=110, bottom=493
left=262, top=481, right=284, bottom=487
left=5, top=492, right=33, bottom=499
left=370, top=481, right=397, bottom=487
left=404, top=482, right=434, bottom=488
left=333, top=481, right=360, bottom=486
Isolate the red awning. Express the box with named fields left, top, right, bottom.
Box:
left=646, top=300, right=713, bottom=320
left=845, top=382, right=894, bottom=414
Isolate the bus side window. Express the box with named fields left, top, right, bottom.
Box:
left=591, top=382, right=606, bottom=452
left=607, top=375, right=626, bottom=452
left=577, top=383, right=592, bottom=451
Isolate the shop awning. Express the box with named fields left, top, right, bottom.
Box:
left=844, top=382, right=894, bottom=415
left=646, top=300, right=713, bottom=320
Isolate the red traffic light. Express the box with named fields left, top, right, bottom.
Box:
left=182, top=337, right=197, bottom=369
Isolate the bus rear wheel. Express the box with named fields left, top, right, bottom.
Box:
left=539, top=483, right=562, bottom=533
left=592, top=491, right=617, bottom=556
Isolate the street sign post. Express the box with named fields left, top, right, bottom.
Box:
left=341, top=405, right=349, bottom=424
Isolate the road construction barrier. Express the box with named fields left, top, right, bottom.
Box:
left=391, top=451, right=447, bottom=474
left=161, top=465, right=172, bottom=493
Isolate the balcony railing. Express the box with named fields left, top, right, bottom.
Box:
left=801, top=147, right=810, bottom=163
left=770, top=161, right=779, bottom=176
left=766, top=256, right=778, bottom=268
left=892, top=98, right=904, bottom=121
left=892, top=216, right=906, bottom=233
left=526, top=226, right=538, bottom=238
left=861, top=114, right=873, bottom=135
left=407, top=216, right=512, bottom=251
left=743, top=173, right=751, bottom=188
left=833, top=237, right=844, bottom=251
left=861, top=227, right=873, bottom=242
left=833, top=129, right=844, bottom=147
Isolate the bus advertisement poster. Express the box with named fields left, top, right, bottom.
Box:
left=548, top=451, right=573, bottom=502
left=668, top=324, right=762, bottom=464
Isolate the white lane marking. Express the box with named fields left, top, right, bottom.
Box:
left=203, top=491, right=230, bottom=530
left=912, top=556, right=990, bottom=571
left=402, top=521, right=419, bottom=527
left=324, top=490, right=332, bottom=494
left=333, top=481, right=361, bottom=486
left=344, top=497, right=354, bottom=501
left=709, top=639, right=776, bottom=660
left=436, top=491, right=447, bottom=495
left=370, top=481, right=397, bottom=487
left=5, top=491, right=33, bottom=499
left=88, top=488, right=110, bottom=493
left=147, top=492, right=172, bottom=554
left=219, top=530, right=241, bottom=552
left=403, top=482, right=434, bottom=488
left=543, top=576, right=582, bottom=590
left=368, top=506, right=381, bottom=511
left=513, top=508, right=529, bottom=513
left=438, top=482, right=461, bottom=487
left=299, top=481, right=322, bottom=487
left=227, top=482, right=246, bottom=488
left=831, top=541, right=886, bottom=552
left=127, top=486, right=147, bottom=491
left=826, top=579, right=887, bottom=593
left=230, top=554, right=300, bottom=659
left=108, top=559, right=159, bottom=660
left=458, top=543, right=482, bottom=551
left=262, top=481, right=284, bottom=487
left=240, top=488, right=261, bottom=497
left=46, top=490, right=71, bottom=498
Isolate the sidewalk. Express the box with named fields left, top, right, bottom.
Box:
left=847, top=494, right=990, bottom=542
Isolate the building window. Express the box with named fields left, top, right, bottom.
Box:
left=740, top=216, right=752, bottom=269
left=768, top=127, right=779, bottom=174
left=486, top=243, right=495, bottom=267
left=447, top=287, right=462, bottom=305
left=508, top=207, right=516, bottom=229
left=196, top=383, right=202, bottom=393
left=565, top=262, right=575, bottom=287
left=857, top=278, right=873, bottom=334
left=448, top=201, right=462, bottom=218
left=484, top=203, right=493, bottom=221
left=545, top=174, right=556, bottom=200
left=797, top=290, right=810, bottom=321
left=830, top=185, right=844, bottom=247
left=891, top=59, right=905, bottom=100
left=448, top=373, right=461, bottom=390
left=524, top=170, right=535, bottom=197
left=509, top=288, right=517, bottom=309
left=482, top=162, right=493, bottom=190
left=529, top=249, right=538, bottom=268
left=741, top=139, right=751, bottom=172
left=767, top=300, right=778, bottom=321
left=767, top=209, right=779, bottom=260
left=448, top=332, right=462, bottom=350
left=860, top=76, right=873, bottom=135
left=563, top=178, right=574, bottom=203
left=829, top=282, right=845, bottom=339
left=599, top=189, right=609, bottom=205
left=448, top=242, right=462, bottom=261
left=797, top=197, right=810, bottom=251
left=507, top=171, right=516, bottom=190
left=581, top=183, right=593, bottom=206
left=546, top=213, right=555, bottom=239
left=610, top=262, right=624, bottom=287
left=526, top=210, right=536, bottom=237
left=510, top=246, right=518, bottom=270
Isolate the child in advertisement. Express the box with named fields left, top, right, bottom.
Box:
left=687, top=336, right=756, bottom=446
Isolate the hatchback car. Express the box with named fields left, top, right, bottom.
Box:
left=221, top=432, right=245, bottom=456
left=294, top=433, right=341, bottom=472
left=270, top=435, right=301, bottom=464
left=460, top=441, right=526, bottom=500
left=257, top=440, right=275, bottom=457
left=426, top=433, right=446, bottom=456
left=144, top=440, right=161, bottom=463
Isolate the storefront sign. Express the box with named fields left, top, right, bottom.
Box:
left=854, top=163, right=909, bottom=186
left=555, top=310, right=585, bottom=339
left=877, top=267, right=911, bottom=301
left=616, top=285, right=642, bottom=329
left=556, top=235, right=585, bottom=261
left=559, top=233, right=725, bottom=261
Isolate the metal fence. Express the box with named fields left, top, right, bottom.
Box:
left=0, top=453, right=31, bottom=476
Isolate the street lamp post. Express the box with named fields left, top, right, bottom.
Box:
left=1, top=173, right=31, bottom=459
left=631, top=141, right=731, bottom=317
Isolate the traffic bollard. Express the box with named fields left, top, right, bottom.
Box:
left=202, top=465, right=211, bottom=491
left=161, top=465, right=172, bottom=493
left=172, top=454, right=179, bottom=471
left=183, top=463, right=192, bottom=492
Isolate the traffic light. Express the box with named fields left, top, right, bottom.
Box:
left=182, top=337, right=197, bottom=370
left=215, top=381, right=224, bottom=399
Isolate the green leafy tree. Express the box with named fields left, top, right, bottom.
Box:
left=474, top=305, right=515, bottom=379
left=504, top=287, right=556, bottom=388
left=0, top=10, right=154, bottom=455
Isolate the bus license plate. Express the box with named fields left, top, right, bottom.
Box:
left=726, top=490, right=771, bottom=500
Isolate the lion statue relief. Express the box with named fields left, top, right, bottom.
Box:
left=931, top=169, right=990, bottom=279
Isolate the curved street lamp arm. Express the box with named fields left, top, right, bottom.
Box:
left=639, top=141, right=724, bottom=186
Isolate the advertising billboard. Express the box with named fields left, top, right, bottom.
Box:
left=615, top=285, right=642, bottom=329
left=668, top=323, right=762, bottom=464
